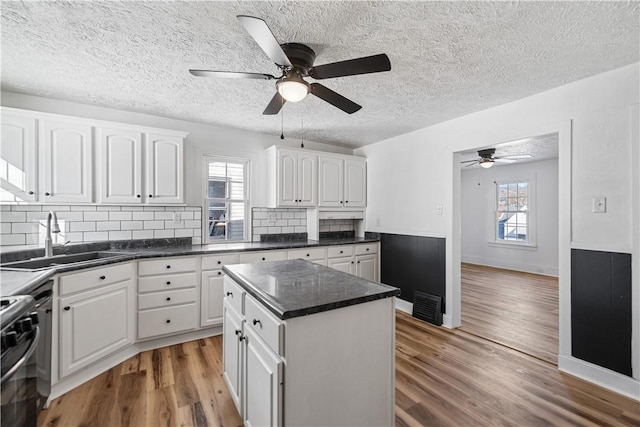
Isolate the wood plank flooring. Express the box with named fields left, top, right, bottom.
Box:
left=460, top=262, right=559, bottom=364
left=39, top=312, right=640, bottom=427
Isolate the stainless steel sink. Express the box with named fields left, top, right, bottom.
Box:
left=0, top=251, right=132, bottom=271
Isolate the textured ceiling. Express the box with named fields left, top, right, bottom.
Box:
left=1, top=1, right=638, bottom=149
left=459, top=132, right=559, bottom=168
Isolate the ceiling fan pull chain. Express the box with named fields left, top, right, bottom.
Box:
left=300, top=111, right=304, bottom=148
left=280, top=99, right=285, bottom=140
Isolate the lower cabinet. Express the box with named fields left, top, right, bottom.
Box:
left=223, top=303, right=244, bottom=412
left=356, top=253, right=378, bottom=282
left=327, top=257, right=354, bottom=274
left=201, top=271, right=225, bottom=327
left=59, top=279, right=134, bottom=378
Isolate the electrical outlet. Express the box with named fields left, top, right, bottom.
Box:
left=268, top=213, right=277, bottom=222
left=173, top=212, right=181, bottom=223
left=592, top=197, right=606, bottom=213
left=436, top=204, right=444, bottom=215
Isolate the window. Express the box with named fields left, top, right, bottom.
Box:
left=205, top=157, right=249, bottom=242
left=495, top=180, right=529, bottom=243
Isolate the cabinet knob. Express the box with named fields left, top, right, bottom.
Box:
left=166, top=281, right=171, bottom=285
left=149, top=194, right=153, bottom=198
left=166, top=265, right=171, bottom=269
left=44, top=192, right=51, bottom=196
left=166, top=297, right=171, bottom=301
left=99, top=275, right=106, bottom=280
left=235, top=329, right=242, bottom=336
left=306, top=253, right=310, bottom=257
left=351, top=261, right=354, bottom=264
left=217, top=271, right=222, bottom=276
left=63, top=306, right=70, bottom=311
left=345, top=201, right=349, bottom=203
left=137, top=194, right=141, bottom=198
left=28, top=191, right=34, bottom=195
left=226, top=291, right=233, bottom=297
left=357, top=261, right=361, bottom=264
left=366, top=248, right=370, bottom=251
left=166, top=319, right=171, bottom=324
left=253, top=319, right=261, bottom=327
left=262, top=257, right=266, bottom=261
left=340, top=200, right=343, bottom=204
left=239, top=335, right=246, bottom=342
left=340, top=250, right=343, bottom=254
left=217, top=261, right=221, bottom=265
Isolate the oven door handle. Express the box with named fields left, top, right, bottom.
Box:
left=34, top=290, right=53, bottom=308
left=0, top=326, right=40, bottom=386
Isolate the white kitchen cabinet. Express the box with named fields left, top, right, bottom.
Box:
left=356, top=253, right=378, bottom=282
left=99, top=127, right=143, bottom=203
left=318, top=155, right=366, bottom=208
left=201, top=270, right=225, bottom=327
left=327, top=257, right=354, bottom=275
left=0, top=111, right=38, bottom=201
left=266, top=146, right=317, bottom=207
left=41, top=119, right=93, bottom=203
left=238, top=250, right=286, bottom=264
left=146, top=134, right=184, bottom=204
left=327, top=243, right=379, bottom=280
left=58, top=276, right=134, bottom=378
left=223, top=302, right=244, bottom=413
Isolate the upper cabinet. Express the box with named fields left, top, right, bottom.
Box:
left=265, top=146, right=317, bottom=208
left=146, top=134, right=184, bottom=204
left=318, top=155, right=366, bottom=208
left=99, top=128, right=143, bottom=204
left=0, top=107, right=187, bottom=205
left=0, top=113, right=38, bottom=201
left=41, top=119, right=93, bottom=203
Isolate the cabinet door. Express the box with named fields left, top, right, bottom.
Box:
left=244, top=326, right=283, bottom=427
left=356, top=254, right=378, bottom=282
left=318, top=156, right=343, bottom=207
left=201, top=270, right=225, bottom=327
left=99, top=128, right=143, bottom=203
left=277, top=150, right=298, bottom=206
left=344, top=158, right=366, bottom=207
left=223, top=303, right=244, bottom=415
left=0, top=112, right=37, bottom=201
left=296, top=152, right=317, bottom=206
left=41, top=120, right=93, bottom=203
left=59, top=280, right=134, bottom=378
left=328, top=257, right=354, bottom=275
left=146, top=134, right=183, bottom=204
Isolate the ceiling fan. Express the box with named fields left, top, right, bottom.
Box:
left=189, top=15, right=391, bottom=115
left=461, top=148, right=532, bottom=169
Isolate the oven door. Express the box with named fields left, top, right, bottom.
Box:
left=1, top=326, right=40, bottom=427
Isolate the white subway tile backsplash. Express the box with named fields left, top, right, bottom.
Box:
left=181, top=211, right=194, bottom=220
left=45, top=205, right=71, bottom=211
left=0, top=223, right=11, bottom=234
left=184, top=220, right=200, bottom=228
left=70, top=222, right=96, bottom=232
left=132, top=230, right=154, bottom=239
left=83, top=231, right=109, bottom=241
left=109, top=211, right=132, bottom=221
left=175, top=228, right=193, bottom=238
left=294, top=226, right=306, bottom=233
left=281, top=226, right=294, bottom=233
left=128, top=206, right=144, bottom=211
left=193, top=228, right=201, bottom=237
left=120, top=221, right=143, bottom=230
left=1, top=234, right=26, bottom=245
left=143, top=220, right=164, bottom=230
left=253, top=211, right=268, bottom=220
left=83, top=211, right=109, bottom=221
left=143, top=206, right=165, bottom=211
left=97, top=206, right=121, bottom=211
left=26, top=212, right=48, bottom=221
left=96, top=221, right=121, bottom=231
left=11, top=205, right=42, bottom=211
left=109, top=231, right=132, bottom=240
left=56, top=212, right=84, bottom=221
left=64, top=232, right=84, bottom=242
left=250, top=207, right=308, bottom=241
left=154, top=229, right=174, bottom=238
left=1, top=211, right=26, bottom=222
left=12, top=223, right=40, bottom=234
left=192, top=237, right=202, bottom=244
left=71, top=205, right=97, bottom=211
left=154, top=211, right=173, bottom=220
left=25, top=234, right=41, bottom=245
left=132, top=211, right=154, bottom=220
left=194, top=211, right=201, bottom=220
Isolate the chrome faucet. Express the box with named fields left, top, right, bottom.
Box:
left=44, top=211, right=60, bottom=257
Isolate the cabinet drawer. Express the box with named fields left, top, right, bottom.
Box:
left=202, top=253, right=240, bottom=270
left=327, top=245, right=354, bottom=258
left=138, top=257, right=197, bottom=276
left=355, top=243, right=378, bottom=255
left=245, top=294, right=283, bottom=356
left=138, top=272, right=197, bottom=293
left=238, top=251, right=286, bottom=264
left=288, top=247, right=326, bottom=261
left=223, top=276, right=245, bottom=315
left=138, top=304, right=197, bottom=339
left=138, top=288, right=197, bottom=310
left=59, top=262, right=133, bottom=296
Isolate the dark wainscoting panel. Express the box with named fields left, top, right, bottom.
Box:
left=571, top=249, right=632, bottom=377
left=380, top=233, right=446, bottom=311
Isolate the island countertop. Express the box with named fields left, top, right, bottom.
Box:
left=222, top=259, right=400, bottom=320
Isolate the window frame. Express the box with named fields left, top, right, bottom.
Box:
left=490, top=177, right=536, bottom=249
left=203, top=156, right=250, bottom=243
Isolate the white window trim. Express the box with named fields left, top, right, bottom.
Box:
left=490, top=176, right=537, bottom=249
left=203, top=155, right=250, bottom=243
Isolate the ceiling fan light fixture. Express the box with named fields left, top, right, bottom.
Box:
left=480, top=159, right=494, bottom=168
left=277, top=76, right=309, bottom=102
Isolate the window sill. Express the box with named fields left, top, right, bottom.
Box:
left=487, top=240, right=537, bottom=251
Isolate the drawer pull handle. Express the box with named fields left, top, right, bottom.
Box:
left=217, top=271, right=222, bottom=276
left=45, top=192, right=51, bottom=196
left=63, top=306, right=70, bottom=311
left=99, top=275, right=106, bottom=280
left=226, top=291, right=233, bottom=297
left=357, top=261, right=361, bottom=264
left=340, top=250, right=343, bottom=254
left=166, top=297, right=171, bottom=301
left=217, top=261, right=222, bottom=265
left=262, top=257, right=266, bottom=261
left=239, top=335, right=246, bottom=342
left=137, top=194, right=141, bottom=198
left=306, top=254, right=310, bottom=257
left=166, top=265, right=171, bottom=269
left=28, top=191, right=34, bottom=195
left=366, top=248, right=370, bottom=251
left=166, top=319, right=171, bottom=324
left=253, top=319, right=261, bottom=327
left=166, top=281, right=171, bottom=285
left=235, top=329, right=242, bottom=336
left=149, top=194, right=153, bottom=198
left=351, top=261, right=354, bottom=264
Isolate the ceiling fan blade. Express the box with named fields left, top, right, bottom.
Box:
left=308, top=54, right=391, bottom=80
left=237, top=15, right=292, bottom=67
left=310, top=83, right=362, bottom=114
left=460, top=159, right=479, bottom=164
left=496, top=154, right=532, bottom=160
left=465, top=162, right=478, bottom=168
left=495, top=158, right=517, bottom=164
left=189, top=70, right=276, bottom=80
left=263, top=92, right=286, bottom=115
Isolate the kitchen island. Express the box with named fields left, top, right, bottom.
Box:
left=222, top=259, right=400, bottom=427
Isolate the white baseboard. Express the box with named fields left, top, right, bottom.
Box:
left=558, top=355, right=640, bottom=401
left=461, top=256, right=559, bottom=277
left=396, top=298, right=412, bottom=315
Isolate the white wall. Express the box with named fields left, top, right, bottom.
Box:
left=0, top=91, right=353, bottom=209
left=357, top=63, right=639, bottom=399
left=461, top=158, right=559, bottom=276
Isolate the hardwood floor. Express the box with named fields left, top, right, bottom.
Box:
left=460, top=262, right=559, bottom=364
left=40, top=312, right=640, bottom=427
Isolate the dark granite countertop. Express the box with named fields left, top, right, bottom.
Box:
left=223, top=259, right=400, bottom=320
left=0, top=237, right=380, bottom=296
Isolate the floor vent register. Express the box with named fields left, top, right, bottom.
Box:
left=412, top=291, right=443, bottom=326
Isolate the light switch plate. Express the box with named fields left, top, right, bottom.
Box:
left=592, top=196, right=606, bottom=213
left=436, top=204, right=444, bottom=215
